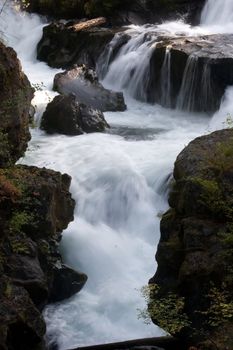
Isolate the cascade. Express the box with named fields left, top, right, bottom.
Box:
left=102, top=29, right=156, bottom=102
left=0, top=0, right=233, bottom=349
left=201, top=0, right=233, bottom=27
left=160, top=47, right=172, bottom=108
left=176, top=56, right=198, bottom=111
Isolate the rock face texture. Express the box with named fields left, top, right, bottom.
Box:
left=27, top=0, right=204, bottom=25
left=41, top=94, right=109, bottom=135
left=0, top=42, right=87, bottom=349
left=53, top=65, right=126, bottom=112
left=0, top=41, right=33, bottom=167
left=151, top=129, right=233, bottom=349
left=37, top=20, right=115, bottom=69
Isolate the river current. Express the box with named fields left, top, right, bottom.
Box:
left=0, top=0, right=233, bottom=348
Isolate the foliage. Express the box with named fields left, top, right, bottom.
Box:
left=138, top=284, right=191, bottom=335
left=0, top=173, right=21, bottom=202
left=9, top=211, right=33, bottom=234
left=197, top=285, right=233, bottom=328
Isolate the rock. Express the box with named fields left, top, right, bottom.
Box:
left=150, top=129, right=233, bottom=349
left=27, top=0, right=204, bottom=25
left=37, top=20, right=116, bottom=69
left=0, top=42, right=33, bottom=167
left=50, top=264, right=88, bottom=302
left=0, top=165, right=87, bottom=349
left=41, top=94, right=110, bottom=135
left=68, top=336, right=180, bottom=350
left=145, top=33, right=233, bottom=112
left=53, top=65, right=126, bottom=112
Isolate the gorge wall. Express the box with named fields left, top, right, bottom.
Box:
left=0, top=41, right=87, bottom=350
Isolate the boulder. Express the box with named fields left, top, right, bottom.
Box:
left=150, top=129, right=233, bottom=349
left=37, top=20, right=116, bottom=69
left=53, top=65, right=126, bottom=112
left=146, top=34, right=233, bottom=112
left=0, top=42, right=33, bottom=167
left=41, top=94, right=109, bottom=135
left=50, top=264, right=88, bottom=302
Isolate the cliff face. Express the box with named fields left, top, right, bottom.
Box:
left=151, top=129, right=233, bottom=349
left=0, top=42, right=87, bottom=350
left=0, top=41, right=33, bottom=167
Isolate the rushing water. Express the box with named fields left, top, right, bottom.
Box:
left=1, top=0, right=233, bottom=349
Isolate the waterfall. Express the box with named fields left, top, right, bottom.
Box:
left=1, top=1, right=230, bottom=349
left=176, top=56, right=198, bottom=111
left=201, top=0, right=233, bottom=27
left=102, top=28, right=156, bottom=102
left=160, top=47, right=172, bottom=108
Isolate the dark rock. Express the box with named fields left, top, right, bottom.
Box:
left=37, top=20, right=116, bottom=69
left=50, top=264, right=87, bottom=302
left=0, top=42, right=33, bottom=167
left=151, top=129, right=233, bottom=349
left=0, top=165, right=86, bottom=349
left=146, top=34, right=233, bottom=112
left=27, top=0, right=204, bottom=25
left=68, top=335, right=181, bottom=350
left=53, top=65, right=126, bottom=112
left=41, top=94, right=109, bottom=135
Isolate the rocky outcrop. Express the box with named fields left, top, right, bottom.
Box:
left=0, top=41, right=33, bottom=167
left=27, top=0, right=204, bottom=25
left=0, top=42, right=87, bottom=349
left=53, top=65, right=126, bottom=112
left=37, top=20, right=116, bottom=69
left=147, top=34, right=233, bottom=112
left=41, top=94, right=109, bottom=135
left=150, top=129, right=233, bottom=349
left=0, top=165, right=87, bottom=350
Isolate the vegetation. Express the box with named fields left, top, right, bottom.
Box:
left=138, top=284, right=190, bottom=334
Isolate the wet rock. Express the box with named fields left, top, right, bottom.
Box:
left=151, top=129, right=233, bottom=349
left=0, top=42, right=33, bottom=167
left=37, top=20, right=115, bottom=69
left=50, top=264, right=88, bottom=302
left=41, top=94, right=109, bottom=135
left=147, top=34, right=233, bottom=112
left=53, top=65, right=126, bottom=112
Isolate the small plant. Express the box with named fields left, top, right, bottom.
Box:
left=9, top=211, right=33, bottom=234
left=138, top=284, right=190, bottom=335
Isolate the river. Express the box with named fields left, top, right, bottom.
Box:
left=0, top=0, right=233, bottom=348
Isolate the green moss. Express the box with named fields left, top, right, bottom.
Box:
left=9, top=211, right=34, bottom=234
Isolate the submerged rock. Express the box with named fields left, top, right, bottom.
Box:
left=0, top=41, right=33, bottom=167
left=53, top=65, right=126, bottom=112
left=41, top=94, right=109, bottom=135
left=151, top=129, right=233, bottom=349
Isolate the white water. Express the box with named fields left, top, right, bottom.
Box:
left=1, top=0, right=233, bottom=349
left=201, top=0, right=233, bottom=27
